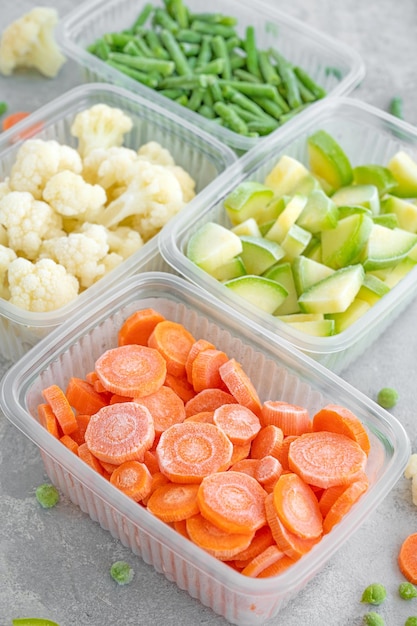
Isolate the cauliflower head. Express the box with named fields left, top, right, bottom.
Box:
left=0, top=7, right=66, bottom=78
left=0, top=244, right=17, bottom=299
left=8, top=257, right=79, bottom=312
left=0, top=191, right=64, bottom=260
left=71, top=104, right=133, bottom=158
left=107, top=226, right=144, bottom=260
left=43, top=170, right=106, bottom=218
left=137, top=141, right=175, bottom=167
left=40, top=223, right=110, bottom=289
left=9, top=139, right=83, bottom=199
left=82, top=146, right=138, bottom=201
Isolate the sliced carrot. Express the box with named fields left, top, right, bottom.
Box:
left=230, top=457, right=259, bottom=478
left=110, top=460, right=152, bottom=502
left=255, top=455, right=283, bottom=493
left=173, top=518, right=190, bottom=539
left=288, top=431, right=368, bottom=489
left=232, top=525, right=275, bottom=567
left=156, top=421, right=233, bottom=483
left=322, top=473, right=369, bottom=533
left=84, top=401, right=155, bottom=465
left=230, top=440, right=252, bottom=465
left=110, top=393, right=133, bottom=404
left=146, top=482, right=200, bottom=522
left=78, top=442, right=106, bottom=476
left=65, top=377, right=109, bottom=415
left=312, top=403, right=371, bottom=455
left=272, top=472, right=323, bottom=540
left=219, top=358, right=262, bottom=416
left=85, top=370, right=100, bottom=385
left=186, top=513, right=254, bottom=560
left=99, top=459, right=120, bottom=475
left=184, top=410, right=215, bottom=424
left=142, top=471, right=171, bottom=507
left=184, top=387, right=237, bottom=417
left=69, top=414, right=91, bottom=446
left=185, top=338, right=216, bottom=384
left=136, top=385, right=186, bottom=436
left=148, top=320, right=196, bottom=377
left=164, top=372, right=196, bottom=403
left=264, top=493, right=319, bottom=560
left=318, top=484, right=347, bottom=518
left=143, top=449, right=160, bottom=475
left=240, top=544, right=286, bottom=578
left=399, top=533, right=417, bottom=584
left=118, top=308, right=165, bottom=346
left=191, top=348, right=229, bottom=392
left=42, top=384, right=78, bottom=435
left=275, top=435, right=298, bottom=470
left=213, top=403, right=261, bottom=446
left=60, top=434, right=79, bottom=455
left=197, top=470, right=267, bottom=534
left=37, top=402, right=60, bottom=438
left=95, top=344, right=167, bottom=397
left=250, top=424, right=284, bottom=460
left=256, top=554, right=295, bottom=578
left=261, top=401, right=311, bottom=436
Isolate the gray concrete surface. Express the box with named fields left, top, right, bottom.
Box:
left=1, top=1, right=417, bottom=625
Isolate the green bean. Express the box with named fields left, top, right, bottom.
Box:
left=213, top=101, right=248, bottom=134
left=159, top=88, right=185, bottom=99
left=0, top=101, right=7, bottom=116
left=295, top=77, right=316, bottom=103
left=190, top=20, right=237, bottom=38
left=258, top=51, right=280, bottom=86
left=244, top=26, right=261, bottom=79
left=108, top=52, right=175, bottom=76
left=176, top=29, right=203, bottom=43
left=169, top=0, right=189, bottom=29
left=252, top=96, right=285, bottom=119
left=189, top=12, right=238, bottom=26
left=202, top=87, right=214, bottom=107
left=180, top=42, right=201, bottom=57
left=175, top=94, right=189, bottom=106
left=209, top=80, right=224, bottom=103
left=198, top=104, right=216, bottom=119
left=233, top=68, right=262, bottom=84
left=211, top=35, right=232, bottom=79
left=247, top=119, right=278, bottom=135
left=123, top=40, right=143, bottom=57
left=219, top=80, right=279, bottom=101
left=194, top=58, right=225, bottom=75
left=145, top=30, right=170, bottom=59
left=195, top=35, right=212, bottom=68
left=159, top=28, right=191, bottom=75
left=152, top=8, right=179, bottom=34
left=225, top=36, right=241, bottom=51
left=229, top=53, right=246, bottom=70
left=325, top=66, right=343, bottom=80
left=106, top=59, right=160, bottom=87
left=268, top=48, right=302, bottom=109
left=186, top=87, right=205, bottom=111
left=94, top=39, right=111, bottom=60
left=390, top=96, right=404, bottom=120
left=293, top=66, right=326, bottom=99
left=103, top=32, right=136, bottom=49
left=277, top=103, right=309, bottom=124
left=132, top=3, right=153, bottom=31
left=158, top=73, right=214, bottom=89
left=222, top=85, right=273, bottom=120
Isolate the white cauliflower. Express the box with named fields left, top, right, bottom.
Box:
left=8, top=257, right=79, bottom=312
left=169, top=165, right=196, bottom=203
left=0, top=244, right=17, bottom=299
left=0, top=179, right=11, bottom=201
left=107, top=226, right=144, bottom=260
left=137, top=141, right=175, bottom=167
left=43, top=170, right=106, bottom=218
left=82, top=146, right=138, bottom=202
left=0, top=191, right=63, bottom=260
left=9, top=139, right=83, bottom=199
left=0, top=7, right=66, bottom=78
left=71, top=104, right=133, bottom=158
left=100, top=161, right=185, bottom=240
left=40, top=223, right=110, bottom=289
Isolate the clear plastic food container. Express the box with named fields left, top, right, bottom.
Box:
left=57, top=0, right=365, bottom=153
left=159, top=96, right=417, bottom=373
left=0, top=82, right=236, bottom=362
left=0, top=272, right=409, bottom=626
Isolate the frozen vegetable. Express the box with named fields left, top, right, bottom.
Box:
left=0, top=7, right=65, bottom=78
left=377, top=387, right=399, bottom=409
left=70, top=104, right=133, bottom=158
left=399, top=582, right=417, bottom=600
left=109, top=560, right=135, bottom=585
left=35, top=483, right=60, bottom=509
left=363, top=613, right=385, bottom=626
left=12, top=620, right=60, bottom=626
left=399, top=534, right=417, bottom=584
left=0, top=102, right=7, bottom=117
left=361, top=583, right=387, bottom=605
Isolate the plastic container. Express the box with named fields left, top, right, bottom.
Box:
left=0, top=82, right=236, bottom=362
left=159, top=96, right=417, bottom=373
left=57, top=0, right=365, bottom=153
left=0, top=272, right=409, bottom=626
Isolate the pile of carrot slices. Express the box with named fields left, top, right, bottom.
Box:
left=38, top=307, right=371, bottom=578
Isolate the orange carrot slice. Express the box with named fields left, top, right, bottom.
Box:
left=255, top=455, right=283, bottom=493
left=219, top=358, right=262, bottom=416
left=256, top=554, right=295, bottom=578
left=110, top=460, right=152, bottom=501
left=213, top=403, right=261, bottom=446
left=230, top=457, right=259, bottom=477
left=322, top=473, right=369, bottom=533
left=185, top=338, right=216, bottom=384
left=143, top=449, right=160, bottom=475
left=250, top=424, right=284, bottom=460
left=60, top=434, right=79, bottom=455
left=37, top=402, right=60, bottom=438
left=118, top=308, right=166, bottom=346
left=65, top=377, right=108, bottom=415
left=191, top=348, right=229, bottom=392
left=186, top=513, right=254, bottom=560
left=70, top=414, right=91, bottom=446
left=136, top=385, right=186, bottom=435
left=95, top=344, right=166, bottom=397
left=142, top=471, right=171, bottom=507
left=272, top=472, right=323, bottom=540
left=399, top=533, right=417, bottom=584
left=164, top=373, right=196, bottom=403
left=42, top=384, right=78, bottom=435
left=148, top=320, right=196, bottom=377
left=288, top=430, right=368, bottom=489
left=318, top=484, right=347, bottom=518
left=84, top=402, right=155, bottom=465
left=156, top=421, right=233, bottom=483
left=184, top=388, right=237, bottom=417
left=275, top=435, right=298, bottom=470
left=78, top=442, right=106, bottom=476
left=232, top=525, right=275, bottom=566
left=230, top=440, right=252, bottom=465
left=261, top=401, right=311, bottom=436
left=197, top=470, right=267, bottom=534
left=240, top=544, right=286, bottom=577
left=184, top=410, right=215, bottom=424
left=312, top=403, right=371, bottom=455
left=147, top=482, right=200, bottom=522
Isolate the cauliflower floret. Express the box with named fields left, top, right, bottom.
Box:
left=0, top=244, right=17, bottom=299
left=107, top=226, right=144, bottom=260
left=43, top=170, right=106, bottom=218
left=0, top=7, right=66, bottom=78
left=137, top=141, right=175, bottom=167
left=40, top=223, right=110, bottom=289
left=0, top=191, right=64, bottom=260
left=169, top=165, right=196, bottom=203
left=0, top=179, right=10, bottom=201
left=8, top=257, right=79, bottom=312
left=9, top=139, right=83, bottom=199
left=71, top=104, right=133, bottom=158
left=99, top=161, right=185, bottom=240
left=82, top=146, right=139, bottom=202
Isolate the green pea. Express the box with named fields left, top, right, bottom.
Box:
left=110, top=560, right=135, bottom=585
left=405, top=618, right=417, bottom=626
left=377, top=387, right=399, bottom=409
left=400, top=582, right=417, bottom=600
left=363, top=612, right=385, bottom=626
left=35, top=483, right=60, bottom=509
left=361, top=583, right=387, bottom=605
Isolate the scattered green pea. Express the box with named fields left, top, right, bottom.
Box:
left=400, top=582, right=417, bottom=600
left=361, top=583, right=387, bottom=605
left=377, top=387, right=399, bottom=409
left=35, top=483, right=60, bottom=509
left=363, top=612, right=385, bottom=626
left=110, top=560, right=135, bottom=585
left=405, top=618, right=417, bottom=626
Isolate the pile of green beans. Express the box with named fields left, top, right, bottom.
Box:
left=87, top=0, right=327, bottom=138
